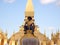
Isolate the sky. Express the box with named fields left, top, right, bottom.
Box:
left=0, top=0, right=60, bottom=39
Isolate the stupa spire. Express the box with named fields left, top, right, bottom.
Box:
left=25, top=0, right=34, bottom=17
left=25, top=0, right=34, bottom=12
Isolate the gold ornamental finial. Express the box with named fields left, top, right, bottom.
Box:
left=13, top=30, right=15, bottom=34
left=0, top=28, right=2, bottom=33
left=5, top=29, right=8, bottom=36
left=51, top=31, right=53, bottom=36
left=44, top=28, right=46, bottom=37
left=12, top=30, right=15, bottom=36
left=58, top=28, right=60, bottom=33
left=56, top=29, right=58, bottom=34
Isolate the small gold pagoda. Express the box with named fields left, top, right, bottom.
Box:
left=0, top=29, right=7, bottom=45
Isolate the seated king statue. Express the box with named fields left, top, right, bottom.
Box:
left=24, top=16, right=35, bottom=34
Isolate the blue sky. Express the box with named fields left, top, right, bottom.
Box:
left=0, top=0, right=60, bottom=39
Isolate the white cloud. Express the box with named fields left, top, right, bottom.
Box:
left=40, top=0, right=56, bottom=4
left=48, top=27, right=55, bottom=30
left=40, top=0, right=60, bottom=7
left=3, top=0, right=15, bottom=3
left=56, top=0, right=60, bottom=6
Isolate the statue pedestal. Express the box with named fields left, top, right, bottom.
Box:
left=20, top=30, right=39, bottom=45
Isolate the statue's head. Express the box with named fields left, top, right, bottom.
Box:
left=27, top=16, right=32, bottom=21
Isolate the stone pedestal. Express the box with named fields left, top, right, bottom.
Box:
left=20, top=30, right=39, bottom=45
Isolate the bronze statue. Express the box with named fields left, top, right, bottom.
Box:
left=24, top=17, right=35, bottom=34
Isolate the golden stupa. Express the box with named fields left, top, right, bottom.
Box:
left=0, top=0, right=60, bottom=45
